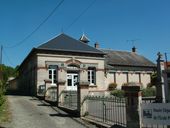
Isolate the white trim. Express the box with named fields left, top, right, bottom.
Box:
left=48, top=68, right=56, bottom=85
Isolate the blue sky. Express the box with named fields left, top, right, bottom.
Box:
left=0, top=0, right=170, bottom=67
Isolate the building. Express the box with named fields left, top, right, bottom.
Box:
left=18, top=33, right=156, bottom=96
left=7, top=77, right=18, bottom=93
left=103, top=49, right=156, bottom=89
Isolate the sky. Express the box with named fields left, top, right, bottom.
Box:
left=0, top=0, right=170, bottom=67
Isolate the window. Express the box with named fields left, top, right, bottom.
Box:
left=48, top=65, right=57, bottom=85
left=88, top=67, right=96, bottom=85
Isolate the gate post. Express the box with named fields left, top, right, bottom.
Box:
left=77, top=82, right=89, bottom=117
left=57, top=80, right=66, bottom=107
left=122, top=85, right=142, bottom=128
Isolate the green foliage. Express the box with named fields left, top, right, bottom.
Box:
left=0, top=64, right=18, bottom=83
left=110, top=89, right=125, bottom=98
left=151, top=72, right=157, bottom=86
left=142, top=87, right=156, bottom=97
left=108, top=83, right=117, bottom=90
left=0, top=81, right=5, bottom=106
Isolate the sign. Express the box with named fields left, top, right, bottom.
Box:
left=141, top=103, right=170, bottom=125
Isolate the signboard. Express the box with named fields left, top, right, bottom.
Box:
left=141, top=103, right=170, bottom=125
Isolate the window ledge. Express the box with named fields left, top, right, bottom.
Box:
left=44, top=79, right=52, bottom=83
left=79, top=81, right=89, bottom=86
left=89, top=84, right=97, bottom=87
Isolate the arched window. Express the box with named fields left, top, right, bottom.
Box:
left=88, top=67, right=96, bottom=85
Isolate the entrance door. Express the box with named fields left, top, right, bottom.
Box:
left=67, top=73, right=78, bottom=91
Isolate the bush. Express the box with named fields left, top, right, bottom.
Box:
left=108, top=83, right=117, bottom=90
left=0, top=81, right=5, bottom=106
left=142, top=87, right=156, bottom=97
left=110, top=90, right=125, bottom=98
left=0, top=90, right=5, bottom=106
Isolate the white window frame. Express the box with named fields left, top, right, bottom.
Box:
left=88, top=67, right=96, bottom=85
left=48, top=68, right=56, bottom=85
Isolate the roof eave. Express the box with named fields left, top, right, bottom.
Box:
left=18, top=48, right=37, bottom=71
left=36, top=48, right=105, bottom=56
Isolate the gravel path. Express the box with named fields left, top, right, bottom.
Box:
left=2, top=95, right=93, bottom=128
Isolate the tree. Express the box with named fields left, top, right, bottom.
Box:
left=0, top=64, right=18, bottom=87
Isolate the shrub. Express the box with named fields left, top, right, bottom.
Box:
left=142, top=87, right=156, bottom=97
left=147, top=83, right=155, bottom=88
left=0, top=81, right=5, bottom=106
left=0, top=90, right=5, bottom=106
left=110, top=90, right=125, bottom=98
left=108, top=83, right=117, bottom=90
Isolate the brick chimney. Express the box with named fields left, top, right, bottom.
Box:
left=94, top=42, right=99, bottom=49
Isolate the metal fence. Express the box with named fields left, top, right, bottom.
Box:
left=83, top=95, right=127, bottom=127
left=59, top=90, right=78, bottom=110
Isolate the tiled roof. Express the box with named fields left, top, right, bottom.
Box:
left=102, top=49, right=156, bottom=67
left=37, top=33, right=104, bottom=55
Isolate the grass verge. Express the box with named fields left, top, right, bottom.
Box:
left=0, top=96, right=11, bottom=124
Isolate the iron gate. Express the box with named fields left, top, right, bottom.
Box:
left=83, top=95, right=127, bottom=127
left=59, top=90, right=78, bottom=110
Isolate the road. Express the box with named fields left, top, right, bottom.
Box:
left=2, top=95, right=93, bottom=128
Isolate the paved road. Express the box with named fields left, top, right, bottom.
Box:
left=2, top=95, right=93, bottom=128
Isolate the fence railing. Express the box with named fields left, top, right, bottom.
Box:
left=83, top=95, right=127, bottom=127
left=58, top=90, right=78, bottom=110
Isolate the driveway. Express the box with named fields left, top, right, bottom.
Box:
left=2, top=95, right=94, bottom=128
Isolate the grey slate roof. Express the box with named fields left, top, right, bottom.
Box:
left=102, top=49, right=156, bottom=67
left=37, top=33, right=104, bottom=55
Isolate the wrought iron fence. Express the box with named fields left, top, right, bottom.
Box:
left=59, top=90, right=77, bottom=110
left=83, top=95, right=127, bottom=127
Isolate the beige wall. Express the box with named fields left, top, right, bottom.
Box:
left=37, top=53, right=105, bottom=92
left=116, top=72, right=127, bottom=89
left=19, top=51, right=153, bottom=96
left=105, top=71, right=153, bottom=90
left=129, top=73, right=140, bottom=83
left=141, top=73, right=151, bottom=88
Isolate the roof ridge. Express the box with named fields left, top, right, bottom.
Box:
left=100, top=48, right=132, bottom=53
